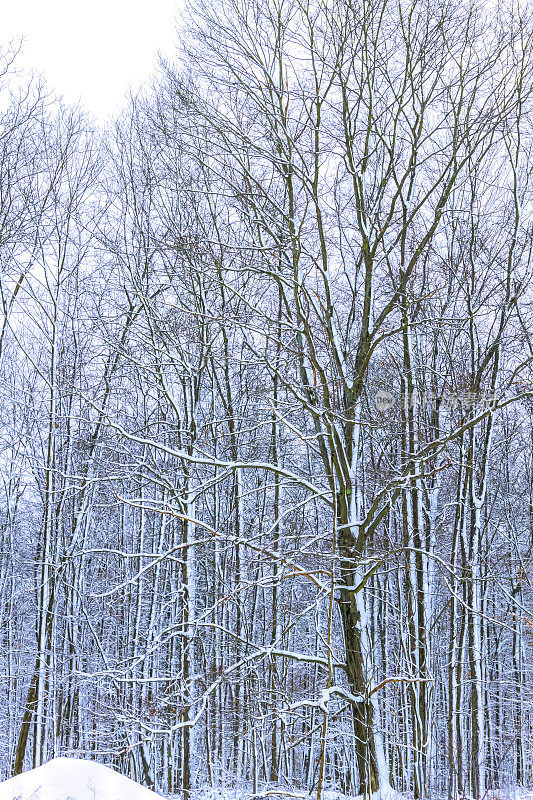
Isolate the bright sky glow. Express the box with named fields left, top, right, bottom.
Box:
left=2, top=0, right=183, bottom=121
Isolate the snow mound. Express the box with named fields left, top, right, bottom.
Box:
left=0, top=757, right=164, bottom=800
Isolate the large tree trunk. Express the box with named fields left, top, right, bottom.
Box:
left=13, top=662, right=39, bottom=775
left=338, top=521, right=379, bottom=795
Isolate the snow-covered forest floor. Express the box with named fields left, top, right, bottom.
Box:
left=0, top=760, right=531, bottom=800
left=192, top=788, right=533, bottom=800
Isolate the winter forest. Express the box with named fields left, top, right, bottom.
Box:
left=1, top=0, right=533, bottom=798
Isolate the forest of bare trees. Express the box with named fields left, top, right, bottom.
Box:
left=1, top=1, right=533, bottom=798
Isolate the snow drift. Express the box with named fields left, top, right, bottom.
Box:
left=0, top=757, right=164, bottom=800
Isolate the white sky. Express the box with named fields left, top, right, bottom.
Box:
left=2, top=0, right=183, bottom=121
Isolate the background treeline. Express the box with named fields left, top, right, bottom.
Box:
left=1, top=1, right=533, bottom=798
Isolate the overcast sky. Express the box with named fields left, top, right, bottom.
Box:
left=2, top=0, right=182, bottom=120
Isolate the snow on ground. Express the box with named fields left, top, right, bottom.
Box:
left=2, top=760, right=532, bottom=800
left=0, top=757, right=164, bottom=800
left=189, top=786, right=409, bottom=800
left=190, top=787, right=533, bottom=800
